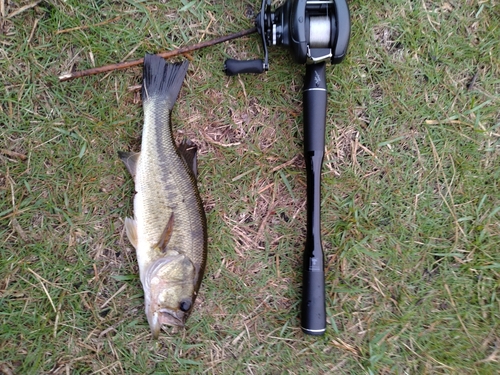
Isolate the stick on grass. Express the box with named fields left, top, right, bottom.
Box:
left=58, top=27, right=257, bottom=82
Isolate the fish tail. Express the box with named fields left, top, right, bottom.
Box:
left=142, top=54, right=189, bottom=110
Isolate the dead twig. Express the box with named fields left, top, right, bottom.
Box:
left=1, top=148, right=27, bottom=160
left=56, top=16, right=121, bottom=35
left=6, top=0, right=41, bottom=19
left=58, top=27, right=257, bottom=82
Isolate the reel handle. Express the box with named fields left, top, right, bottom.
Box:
left=224, top=59, right=265, bottom=76
left=301, top=62, right=327, bottom=335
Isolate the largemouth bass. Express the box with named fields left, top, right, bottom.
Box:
left=119, top=54, right=207, bottom=338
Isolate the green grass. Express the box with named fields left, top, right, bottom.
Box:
left=1, top=0, right=499, bottom=373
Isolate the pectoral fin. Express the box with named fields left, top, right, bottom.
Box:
left=155, top=213, right=175, bottom=252
left=177, top=140, right=198, bottom=179
left=124, top=217, right=138, bottom=249
left=118, top=151, right=140, bottom=181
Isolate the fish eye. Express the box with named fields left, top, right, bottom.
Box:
left=179, top=300, right=192, bottom=312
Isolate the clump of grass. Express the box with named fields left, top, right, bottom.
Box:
left=1, top=0, right=499, bottom=374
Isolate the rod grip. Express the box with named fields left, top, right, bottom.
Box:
left=224, top=59, right=264, bottom=76
left=303, top=62, right=327, bottom=153
left=301, top=266, right=326, bottom=335
left=301, top=62, right=327, bottom=335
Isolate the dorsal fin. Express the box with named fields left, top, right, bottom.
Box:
left=177, top=139, right=198, bottom=179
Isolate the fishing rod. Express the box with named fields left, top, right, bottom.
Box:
left=224, top=0, right=350, bottom=335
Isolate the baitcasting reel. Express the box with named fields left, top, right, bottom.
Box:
left=224, top=0, right=350, bottom=75
left=225, top=0, right=351, bottom=336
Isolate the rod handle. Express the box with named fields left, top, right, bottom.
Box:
left=301, top=62, right=327, bottom=336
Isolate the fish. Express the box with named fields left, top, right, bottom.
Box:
left=118, top=54, right=207, bottom=338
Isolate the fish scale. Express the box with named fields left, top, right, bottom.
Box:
left=119, top=55, right=207, bottom=338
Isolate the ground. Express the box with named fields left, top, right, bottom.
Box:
left=0, top=0, right=499, bottom=374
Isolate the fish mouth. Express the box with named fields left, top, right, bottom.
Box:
left=149, top=308, right=186, bottom=339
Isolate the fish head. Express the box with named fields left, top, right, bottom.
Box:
left=143, top=255, right=196, bottom=338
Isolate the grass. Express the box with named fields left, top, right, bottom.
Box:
left=1, top=0, right=499, bottom=373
